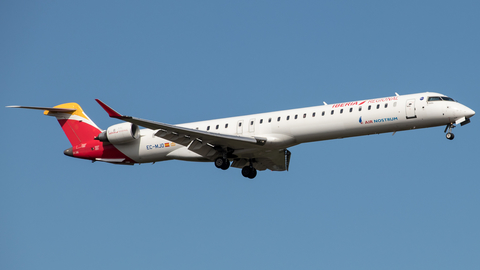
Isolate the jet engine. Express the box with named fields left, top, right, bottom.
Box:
left=96, top=123, right=140, bottom=144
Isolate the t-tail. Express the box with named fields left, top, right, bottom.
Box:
left=7, top=103, right=135, bottom=164
left=8, top=103, right=102, bottom=146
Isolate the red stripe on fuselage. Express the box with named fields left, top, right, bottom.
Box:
left=71, top=140, right=137, bottom=164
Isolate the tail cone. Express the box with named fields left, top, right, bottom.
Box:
left=64, top=147, right=73, bottom=157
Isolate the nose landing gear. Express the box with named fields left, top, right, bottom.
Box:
left=444, top=124, right=455, bottom=140
left=446, top=132, right=455, bottom=140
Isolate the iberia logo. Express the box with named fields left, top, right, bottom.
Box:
left=333, top=100, right=366, bottom=108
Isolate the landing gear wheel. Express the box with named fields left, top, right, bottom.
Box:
left=444, top=124, right=455, bottom=140
left=221, top=160, right=230, bottom=170
left=214, top=157, right=230, bottom=170
left=241, top=166, right=257, bottom=179
left=248, top=168, right=257, bottom=179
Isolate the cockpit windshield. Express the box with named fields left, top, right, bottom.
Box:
left=428, top=96, right=456, bottom=102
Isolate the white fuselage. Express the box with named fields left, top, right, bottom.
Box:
left=113, top=92, right=474, bottom=163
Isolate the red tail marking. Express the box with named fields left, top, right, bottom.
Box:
left=58, top=119, right=101, bottom=146
left=71, top=140, right=136, bottom=164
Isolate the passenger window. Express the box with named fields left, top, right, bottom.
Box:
left=368, top=105, right=371, bottom=110
left=376, top=104, right=380, bottom=109
left=207, top=126, right=210, bottom=131
left=303, top=113, right=306, bottom=118
left=340, top=109, right=343, bottom=114
left=268, top=118, right=272, bottom=123
left=216, top=125, right=219, bottom=129
left=238, top=122, right=242, bottom=127
left=277, top=117, right=281, bottom=122
left=349, top=108, right=353, bottom=113
left=331, top=110, right=334, bottom=115
left=385, top=103, right=388, bottom=108
left=225, top=123, right=228, bottom=128
left=359, top=106, right=362, bottom=111
left=312, top=112, right=316, bottom=117
left=250, top=121, right=254, bottom=125
left=260, top=119, right=263, bottom=124
left=287, top=116, right=290, bottom=120
left=322, top=111, right=325, bottom=116
left=295, top=115, right=298, bottom=119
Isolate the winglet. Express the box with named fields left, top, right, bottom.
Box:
left=95, top=99, right=123, bottom=118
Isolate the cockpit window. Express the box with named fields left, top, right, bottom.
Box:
left=442, top=97, right=455, bottom=101
left=428, top=96, right=456, bottom=102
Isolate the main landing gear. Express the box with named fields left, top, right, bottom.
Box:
left=241, top=165, right=257, bottom=179
left=444, top=124, right=455, bottom=140
left=214, top=157, right=230, bottom=170
left=214, top=157, right=258, bottom=179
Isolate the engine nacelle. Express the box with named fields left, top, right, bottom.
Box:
left=97, top=123, right=140, bottom=144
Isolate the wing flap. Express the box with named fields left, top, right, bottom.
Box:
left=188, top=139, right=218, bottom=157
left=155, top=130, right=193, bottom=145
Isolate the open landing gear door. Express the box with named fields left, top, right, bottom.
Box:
left=231, top=149, right=291, bottom=172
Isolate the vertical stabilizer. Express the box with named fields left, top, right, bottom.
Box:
left=44, top=103, right=102, bottom=146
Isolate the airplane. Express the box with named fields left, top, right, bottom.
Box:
left=7, top=92, right=475, bottom=179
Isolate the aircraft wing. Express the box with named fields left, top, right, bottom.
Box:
left=95, top=99, right=267, bottom=158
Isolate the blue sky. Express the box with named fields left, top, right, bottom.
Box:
left=1, top=1, right=479, bottom=269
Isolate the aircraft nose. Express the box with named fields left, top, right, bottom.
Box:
left=465, top=107, right=475, bottom=118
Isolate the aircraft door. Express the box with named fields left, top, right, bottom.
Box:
left=248, top=118, right=255, bottom=133
left=406, top=99, right=417, bottom=119
left=237, top=120, right=244, bottom=135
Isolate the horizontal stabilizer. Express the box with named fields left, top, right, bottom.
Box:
left=6, top=105, right=76, bottom=113
left=8, top=103, right=101, bottom=146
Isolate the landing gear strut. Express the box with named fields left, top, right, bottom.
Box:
left=241, top=165, right=257, bottom=179
left=444, top=124, right=455, bottom=140
left=214, top=157, right=230, bottom=170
